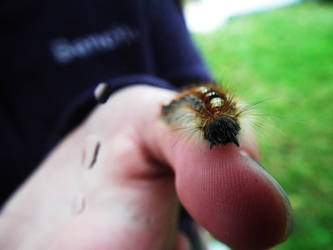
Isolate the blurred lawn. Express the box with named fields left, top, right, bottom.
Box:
left=193, top=2, right=333, bottom=249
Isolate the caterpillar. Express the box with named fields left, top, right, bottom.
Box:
left=161, top=84, right=243, bottom=149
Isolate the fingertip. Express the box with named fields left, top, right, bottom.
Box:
left=156, top=125, right=293, bottom=249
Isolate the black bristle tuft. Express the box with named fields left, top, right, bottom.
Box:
left=204, top=117, right=240, bottom=149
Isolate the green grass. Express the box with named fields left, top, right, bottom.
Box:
left=193, top=2, right=333, bottom=249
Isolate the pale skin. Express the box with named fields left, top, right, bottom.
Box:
left=0, top=85, right=292, bottom=250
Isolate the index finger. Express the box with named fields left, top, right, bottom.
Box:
left=145, top=90, right=294, bottom=250
left=154, top=121, right=293, bottom=250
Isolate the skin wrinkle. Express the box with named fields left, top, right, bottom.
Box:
left=89, top=142, right=101, bottom=168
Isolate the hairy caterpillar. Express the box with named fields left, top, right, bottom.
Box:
left=161, top=84, right=244, bottom=149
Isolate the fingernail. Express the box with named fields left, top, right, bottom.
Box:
left=241, top=151, right=294, bottom=240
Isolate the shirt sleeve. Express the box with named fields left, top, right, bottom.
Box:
left=0, top=0, right=214, bottom=207
left=54, top=0, right=213, bottom=141
left=147, top=0, right=213, bottom=87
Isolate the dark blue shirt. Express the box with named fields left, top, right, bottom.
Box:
left=0, top=0, right=211, bottom=205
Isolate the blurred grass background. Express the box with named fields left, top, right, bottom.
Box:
left=193, top=1, right=333, bottom=249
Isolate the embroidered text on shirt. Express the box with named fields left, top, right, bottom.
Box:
left=50, top=26, right=138, bottom=64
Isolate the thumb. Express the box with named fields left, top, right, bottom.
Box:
left=151, top=102, right=293, bottom=250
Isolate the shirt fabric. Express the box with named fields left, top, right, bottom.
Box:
left=1, top=0, right=211, bottom=206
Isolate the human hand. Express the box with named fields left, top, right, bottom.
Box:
left=0, top=85, right=293, bottom=250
